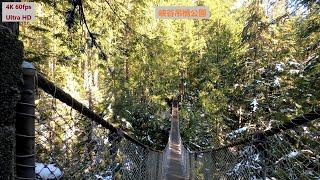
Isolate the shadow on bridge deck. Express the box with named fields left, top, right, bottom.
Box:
left=163, top=107, right=187, bottom=180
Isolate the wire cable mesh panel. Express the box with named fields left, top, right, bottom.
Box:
left=188, top=118, right=320, bottom=180
left=34, top=88, right=164, bottom=179
left=35, top=91, right=112, bottom=179
left=118, top=139, right=163, bottom=180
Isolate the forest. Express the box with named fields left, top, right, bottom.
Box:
left=0, top=0, right=320, bottom=179
left=1, top=0, right=319, bottom=179
left=20, top=0, right=319, bottom=150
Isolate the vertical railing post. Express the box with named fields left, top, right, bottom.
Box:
left=15, top=61, right=36, bottom=179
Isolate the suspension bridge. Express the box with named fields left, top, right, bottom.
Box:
left=15, top=62, right=320, bottom=180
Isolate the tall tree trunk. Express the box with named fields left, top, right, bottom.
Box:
left=0, top=0, right=23, bottom=176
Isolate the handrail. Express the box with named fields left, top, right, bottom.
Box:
left=37, top=72, right=163, bottom=152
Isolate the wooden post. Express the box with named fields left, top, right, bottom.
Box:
left=15, top=61, right=36, bottom=179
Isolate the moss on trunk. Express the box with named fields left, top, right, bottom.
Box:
left=0, top=25, right=23, bottom=179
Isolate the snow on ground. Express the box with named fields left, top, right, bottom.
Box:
left=251, top=98, right=258, bottom=112
left=147, top=135, right=154, bottom=144
left=275, top=150, right=300, bottom=164
left=36, top=163, right=62, bottom=180
left=265, top=120, right=276, bottom=130
left=289, top=69, right=300, bottom=74
left=273, top=77, right=281, bottom=87
left=227, top=127, right=248, bottom=139
left=288, top=60, right=301, bottom=67
left=275, top=63, right=284, bottom=72
left=95, top=175, right=112, bottom=180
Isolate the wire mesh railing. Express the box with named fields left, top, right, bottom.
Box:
left=188, top=108, right=320, bottom=180
left=33, top=73, right=164, bottom=179
left=182, top=143, right=190, bottom=179
left=35, top=91, right=111, bottom=179
left=17, top=62, right=320, bottom=179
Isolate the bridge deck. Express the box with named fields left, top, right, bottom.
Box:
left=163, top=106, right=187, bottom=180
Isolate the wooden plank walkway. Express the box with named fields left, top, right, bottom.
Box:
left=163, top=106, right=187, bottom=180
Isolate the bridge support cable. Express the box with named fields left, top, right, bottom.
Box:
left=37, top=73, right=118, bottom=133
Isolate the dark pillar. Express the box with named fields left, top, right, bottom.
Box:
left=0, top=25, right=23, bottom=179
left=1, top=1, right=22, bottom=178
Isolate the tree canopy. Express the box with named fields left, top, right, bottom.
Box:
left=20, top=0, right=319, bottom=150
